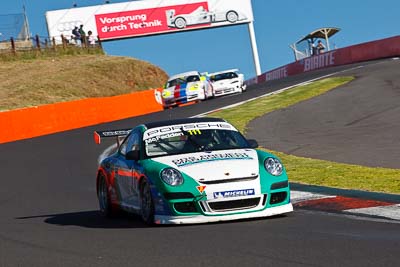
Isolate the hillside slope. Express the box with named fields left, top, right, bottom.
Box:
left=0, top=55, right=168, bottom=111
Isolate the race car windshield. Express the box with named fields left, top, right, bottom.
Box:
left=144, top=128, right=250, bottom=158
left=166, top=78, right=186, bottom=88
left=210, top=72, right=238, bottom=82
left=185, top=75, right=200, bottom=82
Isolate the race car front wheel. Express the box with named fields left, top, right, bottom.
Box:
left=98, top=173, right=114, bottom=217
left=140, top=178, right=155, bottom=225
left=174, top=17, right=186, bottom=29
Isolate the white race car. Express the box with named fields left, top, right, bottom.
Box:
left=208, top=69, right=247, bottom=97
left=161, top=71, right=213, bottom=109
left=166, top=6, right=247, bottom=29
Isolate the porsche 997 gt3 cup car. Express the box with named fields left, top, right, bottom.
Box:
left=161, top=71, right=213, bottom=109
left=94, top=117, right=293, bottom=225
left=208, top=69, right=247, bottom=97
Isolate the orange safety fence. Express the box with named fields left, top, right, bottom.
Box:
left=0, top=89, right=163, bottom=144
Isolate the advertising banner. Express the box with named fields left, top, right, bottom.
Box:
left=46, top=0, right=253, bottom=41
left=253, top=35, right=400, bottom=84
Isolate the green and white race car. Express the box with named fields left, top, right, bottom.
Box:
left=94, top=117, right=293, bottom=225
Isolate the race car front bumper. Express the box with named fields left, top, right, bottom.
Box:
left=154, top=203, right=293, bottom=224
left=213, top=85, right=243, bottom=96
left=162, top=94, right=200, bottom=107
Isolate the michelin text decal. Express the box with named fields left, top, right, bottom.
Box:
left=213, top=189, right=255, bottom=199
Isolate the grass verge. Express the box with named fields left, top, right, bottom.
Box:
left=0, top=54, right=168, bottom=111
left=209, top=77, right=400, bottom=194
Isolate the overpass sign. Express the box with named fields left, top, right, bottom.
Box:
left=46, top=0, right=254, bottom=41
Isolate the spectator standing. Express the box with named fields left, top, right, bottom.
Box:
left=317, top=40, right=325, bottom=54
left=72, top=26, right=81, bottom=46
left=311, top=42, right=318, bottom=56
left=87, top=30, right=96, bottom=46
left=79, top=24, right=86, bottom=46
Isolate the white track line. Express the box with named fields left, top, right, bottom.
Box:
left=291, top=191, right=336, bottom=204
left=344, top=204, right=400, bottom=220
left=193, top=65, right=364, bottom=118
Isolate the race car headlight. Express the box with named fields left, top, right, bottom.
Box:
left=264, top=157, right=283, bottom=176
left=162, top=90, right=172, bottom=98
left=160, top=168, right=184, bottom=186
left=189, top=84, right=199, bottom=91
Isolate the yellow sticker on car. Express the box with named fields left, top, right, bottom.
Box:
left=189, top=84, right=199, bottom=91
left=162, top=90, right=171, bottom=98
left=188, top=129, right=201, bottom=135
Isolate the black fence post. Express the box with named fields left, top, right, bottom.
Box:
left=97, top=36, right=103, bottom=51
left=61, top=34, right=67, bottom=50
left=35, top=35, right=41, bottom=52
left=10, top=37, right=16, bottom=56
left=52, top=37, right=57, bottom=52
left=82, top=36, right=88, bottom=48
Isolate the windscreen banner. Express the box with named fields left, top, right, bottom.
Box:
left=46, top=0, right=253, bottom=41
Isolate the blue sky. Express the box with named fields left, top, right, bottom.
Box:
left=2, top=0, right=399, bottom=79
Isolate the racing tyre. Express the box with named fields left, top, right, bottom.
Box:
left=174, top=17, right=187, bottom=29
left=98, top=173, right=114, bottom=217
left=226, top=11, right=238, bottom=23
left=140, top=178, right=155, bottom=225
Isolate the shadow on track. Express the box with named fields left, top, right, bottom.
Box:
left=15, top=210, right=149, bottom=229
left=15, top=212, right=293, bottom=228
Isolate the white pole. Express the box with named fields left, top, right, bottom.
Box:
left=247, top=21, right=262, bottom=76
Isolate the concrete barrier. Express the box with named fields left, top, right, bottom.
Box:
left=0, top=89, right=162, bottom=144
left=249, top=35, right=400, bottom=85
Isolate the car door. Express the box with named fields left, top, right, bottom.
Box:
left=114, top=129, right=142, bottom=210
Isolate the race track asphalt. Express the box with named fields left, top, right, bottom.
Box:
left=247, top=59, right=400, bottom=169
left=0, top=59, right=399, bottom=267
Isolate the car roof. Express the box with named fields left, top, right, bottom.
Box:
left=168, top=71, right=200, bottom=81
left=208, top=69, right=239, bottom=76
left=144, top=117, right=226, bottom=129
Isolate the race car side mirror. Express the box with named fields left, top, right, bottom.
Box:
left=126, top=150, right=140, bottom=161
left=247, top=139, right=259, bottom=148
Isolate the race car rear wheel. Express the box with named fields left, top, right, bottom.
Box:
left=174, top=17, right=186, bottom=29
left=226, top=11, right=239, bottom=23
left=140, top=178, right=155, bottom=225
left=98, top=173, right=114, bottom=217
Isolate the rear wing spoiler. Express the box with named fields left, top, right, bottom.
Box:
left=93, top=129, right=132, bottom=145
